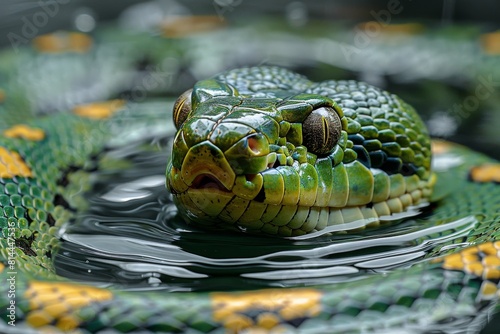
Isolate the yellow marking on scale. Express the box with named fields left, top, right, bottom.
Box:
left=480, top=281, right=498, bottom=300
left=25, top=281, right=113, bottom=330
left=33, top=31, right=93, bottom=53
left=469, top=164, right=500, bottom=183
left=3, top=124, right=45, bottom=141
left=0, top=263, right=4, bottom=272
left=441, top=242, right=500, bottom=281
left=0, top=89, right=5, bottom=103
left=256, top=312, right=281, bottom=329
left=73, top=100, right=125, bottom=120
left=211, top=289, right=322, bottom=332
left=0, top=147, right=32, bottom=178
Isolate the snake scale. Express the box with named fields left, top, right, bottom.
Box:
left=1, top=33, right=500, bottom=334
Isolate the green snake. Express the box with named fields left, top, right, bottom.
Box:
left=167, top=66, right=435, bottom=236
left=1, top=56, right=500, bottom=334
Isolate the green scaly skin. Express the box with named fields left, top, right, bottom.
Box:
left=0, top=65, right=500, bottom=334
left=167, top=66, right=434, bottom=236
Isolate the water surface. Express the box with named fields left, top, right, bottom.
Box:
left=56, top=135, right=476, bottom=293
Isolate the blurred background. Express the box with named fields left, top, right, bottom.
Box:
left=1, top=1, right=500, bottom=333
left=1, top=0, right=499, bottom=158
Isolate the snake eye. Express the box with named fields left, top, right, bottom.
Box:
left=302, top=106, right=342, bottom=156
left=173, top=89, right=193, bottom=129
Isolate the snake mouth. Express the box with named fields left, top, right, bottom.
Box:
left=191, top=174, right=231, bottom=192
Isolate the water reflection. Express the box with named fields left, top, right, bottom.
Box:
left=56, top=136, right=477, bottom=292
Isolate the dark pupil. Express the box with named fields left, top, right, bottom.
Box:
left=302, top=106, right=341, bottom=156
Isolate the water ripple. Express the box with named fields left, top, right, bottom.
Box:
left=56, top=137, right=478, bottom=292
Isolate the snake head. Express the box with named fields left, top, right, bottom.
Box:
left=167, top=67, right=434, bottom=236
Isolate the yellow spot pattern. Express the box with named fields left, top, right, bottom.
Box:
left=73, top=100, right=125, bottom=120
left=469, top=164, right=500, bottom=183
left=481, top=31, right=500, bottom=55
left=25, top=281, right=113, bottom=331
left=441, top=242, right=500, bottom=281
left=0, top=263, right=4, bottom=273
left=33, top=32, right=93, bottom=53
left=3, top=124, right=45, bottom=141
left=211, top=289, right=322, bottom=332
left=0, top=147, right=32, bottom=178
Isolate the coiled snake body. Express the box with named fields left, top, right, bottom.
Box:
left=1, top=65, right=500, bottom=333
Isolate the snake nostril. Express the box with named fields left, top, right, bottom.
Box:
left=247, top=136, right=261, bottom=155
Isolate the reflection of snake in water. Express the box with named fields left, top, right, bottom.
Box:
left=1, top=65, right=500, bottom=333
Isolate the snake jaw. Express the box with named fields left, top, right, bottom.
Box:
left=191, top=174, right=231, bottom=192
left=179, top=140, right=236, bottom=191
